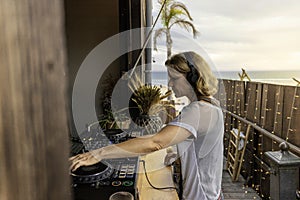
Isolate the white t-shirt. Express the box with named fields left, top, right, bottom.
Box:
left=168, top=100, right=224, bottom=200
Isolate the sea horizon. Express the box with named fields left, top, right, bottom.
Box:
left=151, top=70, right=300, bottom=86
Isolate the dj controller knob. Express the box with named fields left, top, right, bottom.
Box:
left=112, top=181, right=122, bottom=186
left=123, top=181, right=133, bottom=187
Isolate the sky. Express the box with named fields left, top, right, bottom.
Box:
left=151, top=0, right=300, bottom=72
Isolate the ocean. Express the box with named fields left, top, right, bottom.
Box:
left=152, top=70, right=300, bottom=86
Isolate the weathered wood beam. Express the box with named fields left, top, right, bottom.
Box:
left=0, top=0, right=70, bottom=199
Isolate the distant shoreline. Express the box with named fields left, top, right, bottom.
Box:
left=215, top=70, right=300, bottom=80
left=151, top=70, right=300, bottom=86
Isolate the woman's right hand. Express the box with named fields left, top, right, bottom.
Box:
left=69, top=149, right=102, bottom=172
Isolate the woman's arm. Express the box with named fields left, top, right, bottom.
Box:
left=69, top=125, right=191, bottom=171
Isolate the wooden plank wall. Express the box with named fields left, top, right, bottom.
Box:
left=242, top=82, right=262, bottom=190
left=220, top=80, right=234, bottom=155
left=0, top=1, right=71, bottom=200
left=283, top=86, right=300, bottom=147
left=220, top=79, right=300, bottom=199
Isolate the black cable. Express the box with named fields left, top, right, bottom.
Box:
left=140, top=160, right=177, bottom=190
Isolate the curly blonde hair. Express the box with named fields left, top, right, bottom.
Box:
left=165, top=51, right=218, bottom=96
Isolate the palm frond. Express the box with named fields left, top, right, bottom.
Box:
left=170, top=2, right=193, bottom=20
left=170, top=19, right=200, bottom=38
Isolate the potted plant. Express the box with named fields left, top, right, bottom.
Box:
left=129, top=84, right=175, bottom=135
left=98, top=72, right=175, bottom=135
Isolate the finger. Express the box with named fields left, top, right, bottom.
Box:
left=69, top=156, right=76, bottom=161
left=70, top=160, right=83, bottom=172
left=69, top=160, right=79, bottom=172
left=80, top=156, right=88, bottom=161
left=69, top=155, right=90, bottom=172
left=69, top=154, right=82, bottom=161
left=69, top=153, right=87, bottom=162
left=71, top=162, right=79, bottom=172
left=71, top=161, right=86, bottom=172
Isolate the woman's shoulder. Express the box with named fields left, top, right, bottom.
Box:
left=181, top=99, right=221, bottom=115
left=188, top=99, right=219, bottom=107
left=183, top=101, right=201, bottom=110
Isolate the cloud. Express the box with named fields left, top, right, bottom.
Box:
left=184, top=0, right=300, bottom=20
left=152, top=0, right=300, bottom=71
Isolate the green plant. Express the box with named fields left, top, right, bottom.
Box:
left=131, top=84, right=172, bottom=116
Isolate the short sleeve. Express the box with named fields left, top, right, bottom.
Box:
left=168, top=102, right=200, bottom=139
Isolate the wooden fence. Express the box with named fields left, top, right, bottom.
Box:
left=216, top=79, right=300, bottom=199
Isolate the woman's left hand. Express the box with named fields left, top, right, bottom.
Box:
left=69, top=149, right=101, bottom=172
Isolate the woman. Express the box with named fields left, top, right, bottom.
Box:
left=70, top=51, right=224, bottom=200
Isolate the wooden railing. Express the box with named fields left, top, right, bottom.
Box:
left=224, top=109, right=300, bottom=155
left=216, top=79, right=300, bottom=199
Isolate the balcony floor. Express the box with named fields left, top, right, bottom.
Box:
left=222, top=169, right=262, bottom=200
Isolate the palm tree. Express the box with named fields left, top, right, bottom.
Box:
left=154, top=0, right=199, bottom=58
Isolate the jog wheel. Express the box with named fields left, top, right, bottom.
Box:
left=71, top=160, right=114, bottom=184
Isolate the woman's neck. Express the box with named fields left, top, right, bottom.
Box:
left=186, top=92, right=198, bottom=102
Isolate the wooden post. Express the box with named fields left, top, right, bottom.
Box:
left=0, top=0, right=70, bottom=200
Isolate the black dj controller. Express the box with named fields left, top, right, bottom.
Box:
left=70, top=129, right=140, bottom=200
left=71, top=157, right=139, bottom=200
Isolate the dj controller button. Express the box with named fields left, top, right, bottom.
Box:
left=118, top=173, right=126, bottom=178
left=112, top=181, right=122, bottom=186
left=123, top=181, right=133, bottom=186
left=126, top=174, right=134, bottom=178
left=127, top=172, right=134, bottom=176
left=121, top=166, right=128, bottom=170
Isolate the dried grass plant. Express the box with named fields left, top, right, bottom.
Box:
left=127, top=72, right=175, bottom=123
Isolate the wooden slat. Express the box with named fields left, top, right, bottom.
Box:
left=228, top=152, right=235, bottom=161
left=245, top=82, right=262, bottom=124
left=262, top=85, right=284, bottom=152
left=261, top=84, right=283, bottom=133
left=283, top=86, right=300, bottom=147
left=230, top=140, right=237, bottom=148
left=233, top=81, right=245, bottom=117
left=0, top=0, right=70, bottom=200
left=230, top=131, right=238, bottom=139
left=224, top=79, right=234, bottom=112
left=218, top=79, right=227, bottom=109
